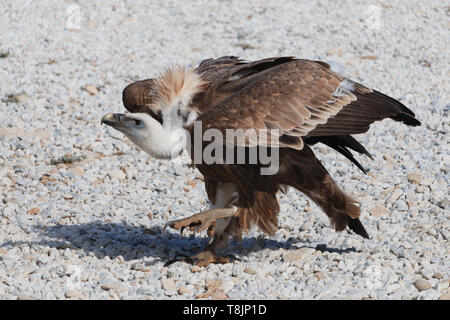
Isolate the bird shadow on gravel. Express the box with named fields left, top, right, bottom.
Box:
left=2, top=222, right=358, bottom=265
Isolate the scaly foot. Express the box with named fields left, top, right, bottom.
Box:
left=163, top=207, right=236, bottom=236
left=165, top=250, right=232, bottom=267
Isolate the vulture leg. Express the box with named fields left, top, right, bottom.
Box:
left=174, top=217, right=240, bottom=267
left=164, top=182, right=238, bottom=266
left=178, top=250, right=231, bottom=267
left=163, top=207, right=237, bottom=236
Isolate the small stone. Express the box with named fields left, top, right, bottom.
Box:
left=101, top=282, right=126, bottom=291
left=220, top=279, right=235, bottom=293
left=433, top=272, right=443, bottom=279
left=62, top=194, right=73, bottom=200
left=243, top=267, right=254, bottom=274
left=439, top=292, right=450, bottom=300
left=405, top=268, right=416, bottom=275
left=84, top=85, right=98, bottom=95
left=65, top=290, right=83, bottom=298
left=21, top=265, right=35, bottom=276
left=100, top=283, right=115, bottom=290
left=191, top=265, right=202, bottom=273
left=131, top=263, right=151, bottom=273
left=386, top=189, right=403, bottom=205
left=395, top=200, right=409, bottom=211
left=187, top=180, right=196, bottom=188
left=369, top=205, right=389, bottom=217
left=326, top=46, right=343, bottom=56
left=164, top=290, right=177, bottom=297
left=178, top=286, right=192, bottom=295
left=27, top=207, right=40, bottom=215
left=361, top=55, right=378, bottom=60
left=210, top=290, right=228, bottom=300
left=416, top=185, right=428, bottom=193
left=196, top=279, right=224, bottom=299
left=161, top=278, right=176, bottom=291
left=16, top=177, right=28, bottom=186
left=108, top=169, right=126, bottom=180
left=420, top=269, right=434, bottom=280
left=314, top=271, right=324, bottom=281
left=436, top=282, right=449, bottom=291
left=283, top=248, right=316, bottom=263
left=414, top=279, right=432, bottom=291
left=420, top=289, right=440, bottom=300
left=194, top=284, right=203, bottom=291
left=255, top=270, right=266, bottom=281
left=205, top=278, right=222, bottom=289
left=116, top=256, right=125, bottom=264
left=420, top=178, right=434, bottom=186
left=136, top=287, right=154, bottom=296
left=407, top=172, right=422, bottom=184
left=437, top=199, right=449, bottom=209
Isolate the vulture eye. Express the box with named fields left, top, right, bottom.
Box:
left=134, top=119, right=142, bottom=126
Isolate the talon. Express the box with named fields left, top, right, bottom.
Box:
left=189, top=222, right=200, bottom=232
left=164, top=254, right=188, bottom=267
left=162, top=221, right=173, bottom=234
left=196, top=218, right=213, bottom=233
left=164, top=250, right=232, bottom=267
left=163, top=207, right=236, bottom=237
left=224, top=254, right=239, bottom=262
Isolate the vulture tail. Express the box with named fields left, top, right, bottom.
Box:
left=347, top=217, right=370, bottom=238
left=305, top=135, right=372, bottom=174
left=288, top=146, right=370, bottom=239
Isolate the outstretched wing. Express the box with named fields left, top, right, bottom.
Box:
left=197, top=58, right=420, bottom=150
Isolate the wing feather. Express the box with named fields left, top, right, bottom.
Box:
left=196, top=58, right=420, bottom=149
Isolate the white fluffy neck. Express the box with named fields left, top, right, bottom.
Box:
left=122, top=66, right=206, bottom=160
left=125, top=114, right=190, bottom=160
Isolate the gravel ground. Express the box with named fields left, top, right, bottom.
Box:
left=0, top=0, right=448, bottom=300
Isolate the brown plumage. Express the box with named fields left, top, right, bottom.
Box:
left=116, top=56, right=420, bottom=265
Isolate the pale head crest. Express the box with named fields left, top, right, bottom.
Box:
left=152, top=65, right=208, bottom=108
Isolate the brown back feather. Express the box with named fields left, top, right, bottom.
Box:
left=195, top=58, right=420, bottom=150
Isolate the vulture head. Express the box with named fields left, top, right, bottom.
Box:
left=102, top=66, right=207, bottom=160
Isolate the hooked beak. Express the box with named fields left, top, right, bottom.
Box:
left=101, top=113, right=126, bottom=128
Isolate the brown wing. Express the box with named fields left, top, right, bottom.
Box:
left=194, top=56, right=297, bottom=112
left=121, top=56, right=298, bottom=118
left=195, top=56, right=296, bottom=84
left=306, top=89, right=420, bottom=136
left=197, top=58, right=420, bottom=149
left=195, top=56, right=248, bottom=83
